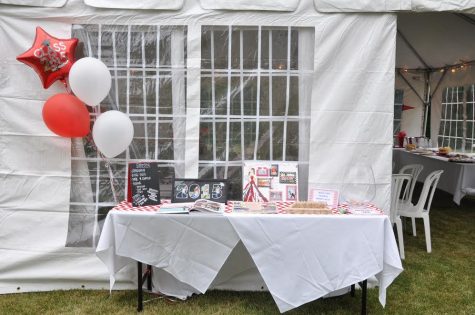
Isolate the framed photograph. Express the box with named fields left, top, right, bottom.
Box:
left=257, top=178, right=271, bottom=187
left=286, top=185, right=297, bottom=201
left=256, top=167, right=269, bottom=177
left=280, top=171, right=297, bottom=184
left=269, top=190, right=283, bottom=201
left=172, top=178, right=228, bottom=203
left=270, top=164, right=279, bottom=177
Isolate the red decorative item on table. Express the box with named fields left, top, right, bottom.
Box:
left=16, top=27, right=78, bottom=89
left=397, top=131, right=406, bottom=148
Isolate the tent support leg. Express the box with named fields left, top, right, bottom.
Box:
left=359, top=280, right=367, bottom=315
left=137, top=261, right=143, bottom=312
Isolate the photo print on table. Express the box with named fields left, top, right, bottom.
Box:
left=172, top=178, right=228, bottom=203
left=280, top=171, right=297, bottom=184
left=270, top=164, right=279, bottom=177
left=257, top=178, right=271, bottom=187
left=269, top=190, right=283, bottom=201
left=256, top=167, right=269, bottom=177
left=286, top=185, right=297, bottom=201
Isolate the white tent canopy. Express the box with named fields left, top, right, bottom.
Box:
left=0, top=0, right=473, bottom=296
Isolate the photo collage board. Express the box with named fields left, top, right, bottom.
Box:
left=242, top=162, right=299, bottom=202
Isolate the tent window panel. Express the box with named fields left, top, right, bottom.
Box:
left=199, top=25, right=313, bottom=196
left=215, top=122, right=228, bottom=161
left=256, top=121, right=270, bottom=160
left=201, top=77, right=213, bottom=115
left=158, top=27, right=173, bottom=67
left=272, top=121, right=284, bottom=161
left=466, top=84, right=475, bottom=152
left=438, top=86, right=464, bottom=151
left=243, top=76, right=258, bottom=116
left=271, top=30, right=288, bottom=70
left=286, top=121, right=299, bottom=161
left=272, top=76, right=287, bottom=116
left=229, top=121, right=242, bottom=161
left=288, top=77, right=299, bottom=116
left=229, top=28, right=259, bottom=70
left=199, top=122, right=214, bottom=160
left=244, top=121, right=256, bottom=160
left=158, top=76, right=174, bottom=115
left=230, top=77, right=242, bottom=116
left=215, top=76, right=229, bottom=116
left=259, top=77, right=270, bottom=116
left=69, top=24, right=187, bottom=247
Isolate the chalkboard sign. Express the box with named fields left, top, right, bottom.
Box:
left=128, top=162, right=161, bottom=207
left=172, top=178, right=228, bottom=203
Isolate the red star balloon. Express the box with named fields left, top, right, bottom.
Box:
left=17, top=27, right=78, bottom=89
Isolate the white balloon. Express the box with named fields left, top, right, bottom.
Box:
left=92, top=111, right=134, bottom=158
left=69, top=57, right=111, bottom=106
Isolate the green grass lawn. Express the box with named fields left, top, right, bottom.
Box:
left=1, top=192, right=474, bottom=315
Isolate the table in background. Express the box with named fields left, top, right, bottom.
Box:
left=393, top=148, right=475, bottom=205
left=96, top=208, right=402, bottom=313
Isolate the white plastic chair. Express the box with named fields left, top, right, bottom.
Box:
left=391, top=174, right=412, bottom=260
left=398, top=164, right=424, bottom=203
left=398, top=164, right=424, bottom=235
left=397, top=170, right=443, bottom=253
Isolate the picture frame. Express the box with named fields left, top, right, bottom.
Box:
left=172, top=178, right=228, bottom=203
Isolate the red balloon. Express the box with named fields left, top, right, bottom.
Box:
left=42, top=93, right=90, bottom=138
left=17, top=27, right=78, bottom=89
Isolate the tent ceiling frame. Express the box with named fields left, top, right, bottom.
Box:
left=453, top=13, right=475, bottom=28
left=397, top=29, right=431, bottom=70
left=397, top=69, right=426, bottom=105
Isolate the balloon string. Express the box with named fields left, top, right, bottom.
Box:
left=63, top=77, right=73, bottom=94
left=100, top=153, right=119, bottom=204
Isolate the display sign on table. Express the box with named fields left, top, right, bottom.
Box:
left=128, top=162, right=161, bottom=207
left=172, top=178, right=228, bottom=203
left=309, top=189, right=339, bottom=209
left=242, top=162, right=299, bottom=202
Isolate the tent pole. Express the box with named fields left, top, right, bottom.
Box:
left=423, top=71, right=431, bottom=138
left=453, top=13, right=475, bottom=27
left=397, top=70, right=425, bottom=104
left=431, top=70, right=447, bottom=98
left=397, top=29, right=431, bottom=70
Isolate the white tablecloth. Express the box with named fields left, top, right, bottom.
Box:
left=393, top=149, right=475, bottom=205
left=96, top=211, right=403, bottom=313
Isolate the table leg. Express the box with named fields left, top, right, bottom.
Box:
left=360, top=280, right=367, bottom=315
left=146, top=264, right=152, bottom=291
left=137, top=261, right=143, bottom=312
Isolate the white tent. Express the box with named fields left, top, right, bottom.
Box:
left=0, top=0, right=473, bottom=295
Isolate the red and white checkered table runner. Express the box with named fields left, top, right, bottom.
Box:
left=112, top=200, right=383, bottom=215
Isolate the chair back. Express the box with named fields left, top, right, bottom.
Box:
left=414, top=170, right=444, bottom=213
left=398, top=164, right=424, bottom=203
left=391, top=174, right=412, bottom=223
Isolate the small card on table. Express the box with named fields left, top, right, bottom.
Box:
left=309, top=189, right=339, bottom=209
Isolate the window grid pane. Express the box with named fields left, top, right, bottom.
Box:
left=438, top=86, right=464, bottom=151
left=199, top=26, right=313, bottom=200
